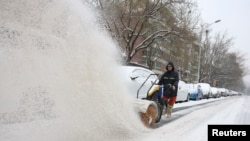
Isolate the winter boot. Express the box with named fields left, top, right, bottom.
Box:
left=166, top=105, right=173, bottom=118
left=163, top=102, right=168, bottom=115
left=163, top=107, right=167, bottom=115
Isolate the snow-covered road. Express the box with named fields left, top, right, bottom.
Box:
left=0, top=95, right=249, bottom=141
left=140, top=95, right=250, bottom=141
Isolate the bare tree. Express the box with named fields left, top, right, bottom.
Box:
left=199, top=30, right=246, bottom=90
left=199, top=31, right=230, bottom=83
left=92, top=0, right=201, bottom=65
left=215, top=52, right=245, bottom=90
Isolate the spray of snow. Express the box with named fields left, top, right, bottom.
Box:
left=0, top=0, right=150, bottom=140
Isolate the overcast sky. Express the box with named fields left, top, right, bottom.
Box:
left=196, top=0, right=250, bottom=86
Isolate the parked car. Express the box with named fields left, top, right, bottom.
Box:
left=119, top=65, right=159, bottom=99
left=175, top=80, right=190, bottom=102
left=197, top=83, right=212, bottom=99
left=218, top=87, right=226, bottom=97
left=210, top=87, right=220, bottom=98
left=187, top=83, right=203, bottom=100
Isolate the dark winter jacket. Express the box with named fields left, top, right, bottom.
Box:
left=158, top=62, right=179, bottom=97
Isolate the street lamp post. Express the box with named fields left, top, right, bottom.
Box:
left=197, top=19, right=221, bottom=83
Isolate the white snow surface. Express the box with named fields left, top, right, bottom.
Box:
left=143, top=96, right=250, bottom=141
left=1, top=96, right=249, bottom=141
left=0, top=0, right=249, bottom=141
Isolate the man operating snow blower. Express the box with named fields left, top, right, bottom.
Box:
left=158, top=62, right=179, bottom=118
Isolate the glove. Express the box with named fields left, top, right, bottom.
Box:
left=172, top=86, right=176, bottom=91
left=167, top=84, right=172, bottom=88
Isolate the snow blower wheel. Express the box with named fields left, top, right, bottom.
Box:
left=140, top=104, right=157, bottom=128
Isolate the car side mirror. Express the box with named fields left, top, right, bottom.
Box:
left=130, top=74, right=139, bottom=80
